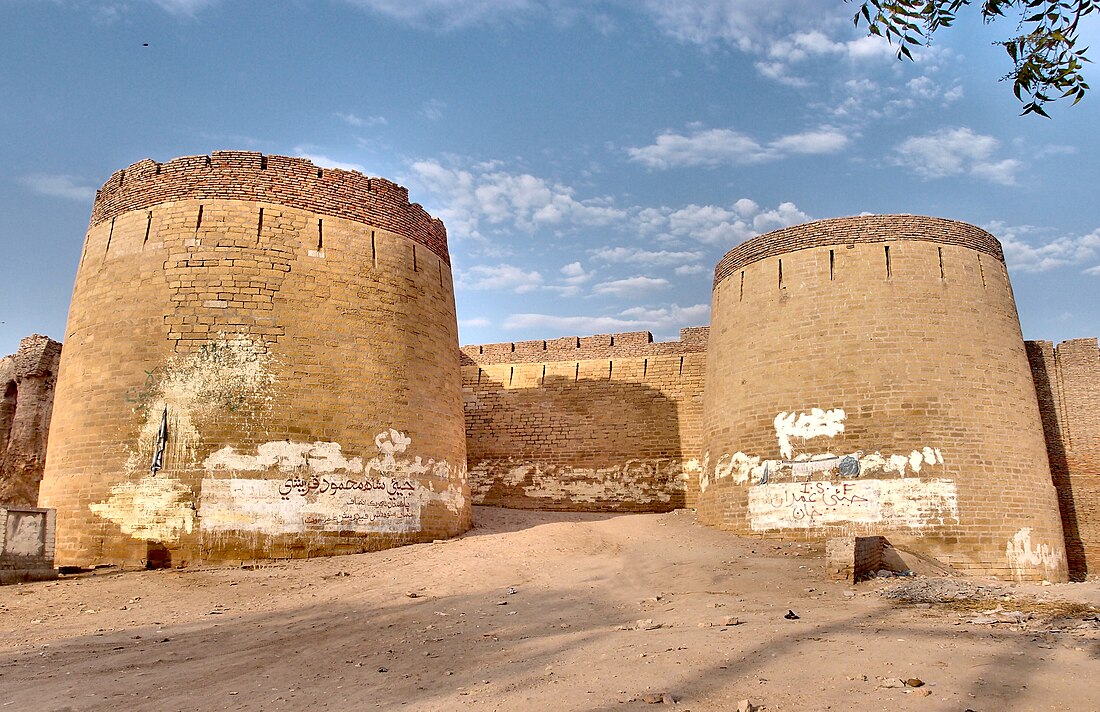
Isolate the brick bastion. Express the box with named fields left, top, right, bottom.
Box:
left=698, top=215, right=1068, bottom=582
left=37, top=152, right=470, bottom=568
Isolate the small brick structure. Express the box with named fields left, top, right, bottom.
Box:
left=826, top=536, right=886, bottom=582
left=0, top=506, right=58, bottom=584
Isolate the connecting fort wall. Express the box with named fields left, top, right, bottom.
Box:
left=0, top=335, right=62, bottom=507
left=1027, top=338, right=1100, bottom=580
left=461, top=328, right=708, bottom=511
left=38, top=154, right=469, bottom=568
left=700, top=215, right=1068, bottom=582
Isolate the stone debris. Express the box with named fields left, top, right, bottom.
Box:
left=620, top=619, right=664, bottom=631
left=736, top=699, right=758, bottom=712
left=783, top=610, right=799, bottom=620
left=878, top=578, right=1001, bottom=604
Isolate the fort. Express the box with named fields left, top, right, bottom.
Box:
left=2, top=153, right=1096, bottom=582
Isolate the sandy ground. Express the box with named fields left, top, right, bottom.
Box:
left=1, top=507, right=1098, bottom=712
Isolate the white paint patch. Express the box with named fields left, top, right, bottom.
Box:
left=88, top=476, right=196, bottom=542
left=4, top=513, right=45, bottom=557
left=748, top=478, right=958, bottom=531
left=199, top=477, right=421, bottom=535
left=205, top=441, right=364, bottom=474
left=126, top=336, right=275, bottom=474
left=468, top=458, right=686, bottom=505
left=774, top=408, right=846, bottom=459
left=700, top=451, right=772, bottom=492
left=1006, top=527, right=1065, bottom=579
left=198, top=430, right=467, bottom=537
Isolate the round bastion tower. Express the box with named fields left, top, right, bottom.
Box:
left=38, top=152, right=470, bottom=567
left=699, top=215, right=1068, bottom=582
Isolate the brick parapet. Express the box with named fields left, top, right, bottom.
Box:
left=90, top=152, right=450, bottom=264
left=714, top=215, right=1005, bottom=287
left=460, top=327, right=709, bottom=366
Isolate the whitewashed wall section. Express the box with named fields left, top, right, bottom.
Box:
left=467, top=458, right=687, bottom=505
left=705, top=408, right=958, bottom=532
left=747, top=479, right=958, bottom=531
left=199, top=429, right=467, bottom=537
left=88, top=336, right=276, bottom=542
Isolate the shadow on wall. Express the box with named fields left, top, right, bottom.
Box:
left=466, top=374, right=684, bottom=512
left=1029, top=348, right=1088, bottom=581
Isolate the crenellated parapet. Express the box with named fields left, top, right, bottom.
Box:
left=90, top=151, right=450, bottom=263
left=460, top=327, right=708, bottom=366
left=714, top=214, right=1004, bottom=286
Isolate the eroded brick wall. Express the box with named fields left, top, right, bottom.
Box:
left=461, top=328, right=707, bottom=511
left=38, top=154, right=469, bottom=568
left=0, top=335, right=62, bottom=507
left=700, top=216, right=1068, bottom=582
left=1027, top=338, right=1100, bottom=579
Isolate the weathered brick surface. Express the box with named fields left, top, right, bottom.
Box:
left=0, top=335, right=62, bottom=507
left=714, top=214, right=1004, bottom=286
left=38, top=157, right=468, bottom=568
left=1027, top=338, right=1100, bottom=580
left=826, top=536, right=885, bottom=582
left=462, top=329, right=707, bottom=510
left=700, top=216, right=1068, bottom=582
left=89, top=152, right=449, bottom=264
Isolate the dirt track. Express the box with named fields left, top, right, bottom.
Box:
left=1, top=507, right=1098, bottom=711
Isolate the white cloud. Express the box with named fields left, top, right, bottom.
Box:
left=628, top=128, right=768, bottom=169
left=769, top=128, right=850, bottom=155
left=592, top=276, right=670, bottom=297
left=152, top=0, right=217, bottom=16
left=503, top=302, right=710, bottom=338
left=590, top=247, right=704, bottom=266
left=456, top=263, right=544, bottom=293
left=894, top=128, right=1020, bottom=185
left=459, top=317, right=492, bottom=328
left=638, top=0, right=834, bottom=52
left=341, top=0, right=538, bottom=31
left=421, top=99, right=446, bottom=121
left=406, top=159, right=626, bottom=240
left=335, top=112, right=387, bottom=127
left=292, top=149, right=366, bottom=173
left=560, top=261, right=594, bottom=285
left=19, top=174, right=95, bottom=202
left=987, top=221, right=1100, bottom=274
left=659, top=199, right=810, bottom=245
left=674, top=264, right=709, bottom=276
left=628, top=125, right=849, bottom=169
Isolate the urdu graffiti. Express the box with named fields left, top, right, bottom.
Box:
left=198, top=429, right=466, bottom=537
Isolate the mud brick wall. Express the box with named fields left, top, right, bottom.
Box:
left=0, top=335, right=62, bottom=507
left=461, top=328, right=707, bottom=511
left=1027, top=338, right=1100, bottom=580
left=825, top=536, right=885, bottom=582
left=700, top=215, right=1068, bottom=582
left=38, top=154, right=469, bottom=568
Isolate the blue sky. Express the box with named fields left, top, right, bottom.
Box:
left=2, top=0, right=1097, bottom=356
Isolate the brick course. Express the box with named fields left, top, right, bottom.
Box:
left=38, top=156, right=468, bottom=567
left=1027, top=338, right=1100, bottom=579
left=462, top=329, right=707, bottom=510
left=89, top=152, right=449, bottom=264
left=700, top=216, right=1068, bottom=582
